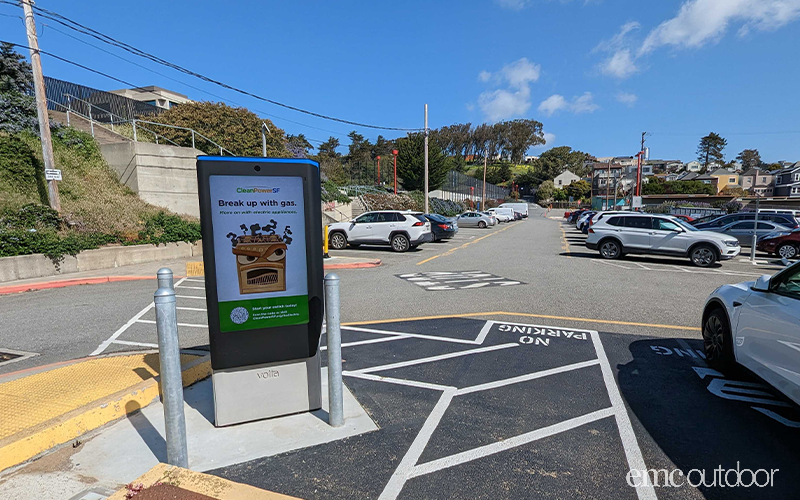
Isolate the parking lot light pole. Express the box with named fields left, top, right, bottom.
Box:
left=392, top=150, right=398, bottom=194
left=376, top=156, right=381, bottom=186
left=424, top=104, right=429, bottom=214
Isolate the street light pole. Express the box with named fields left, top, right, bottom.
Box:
left=392, top=149, right=398, bottom=194
left=424, top=104, right=429, bottom=214
left=376, top=156, right=381, bottom=186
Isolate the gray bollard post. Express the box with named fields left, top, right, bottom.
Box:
left=157, top=267, right=174, bottom=290
left=324, top=273, right=344, bottom=427
left=154, top=285, right=189, bottom=468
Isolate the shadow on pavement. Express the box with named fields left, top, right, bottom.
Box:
left=125, top=400, right=167, bottom=463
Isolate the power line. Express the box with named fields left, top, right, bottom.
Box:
left=2, top=1, right=420, bottom=132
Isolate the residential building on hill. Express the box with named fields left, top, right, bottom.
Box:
left=740, top=168, right=775, bottom=196
left=554, top=170, right=580, bottom=188
left=773, top=162, right=800, bottom=198
left=109, top=86, right=191, bottom=110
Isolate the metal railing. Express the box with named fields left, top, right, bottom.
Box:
left=51, top=93, right=236, bottom=156
left=44, top=76, right=162, bottom=121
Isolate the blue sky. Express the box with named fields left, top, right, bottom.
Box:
left=2, top=0, right=799, bottom=163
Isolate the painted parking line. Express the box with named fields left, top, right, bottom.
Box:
left=397, top=271, right=523, bottom=291
left=416, top=223, right=516, bottom=266
left=595, top=259, right=763, bottom=278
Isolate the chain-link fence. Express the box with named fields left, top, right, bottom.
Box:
left=435, top=170, right=509, bottom=203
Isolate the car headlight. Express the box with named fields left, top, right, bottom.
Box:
left=763, top=232, right=790, bottom=240
left=724, top=240, right=739, bottom=247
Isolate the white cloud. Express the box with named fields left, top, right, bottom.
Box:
left=639, top=0, right=800, bottom=55
left=538, top=92, right=598, bottom=116
left=501, top=58, right=541, bottom=87
left=495, top=0, right=529, bottom=10
left=600, top=49, right=638, bottom=78
left=475, top=58, right=541, bottom=121
left=543, top=131, right=556, bottom=145
left=479, top=87, right=532, bottom=122
left=616, top=92, right=638, bottom=106
left=538, top=94, right=568, bottom=117
left=593, top=21, right=641, bottom=53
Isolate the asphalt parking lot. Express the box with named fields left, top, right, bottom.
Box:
left=212, top=316, right=800, bottom=499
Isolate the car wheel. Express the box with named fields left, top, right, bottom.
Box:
left=391, top=234, right=410, bottom=252
left=599, top=239, right=622, bottom=259
left=690, top=245, right=717, bottom=267
left=478, top=221, right=487, bottom=228
left=329, top=232, right=347, bottom=250
left=777, top=243, right=798, bottom=260
left=703, top=308, right=735, bottom=371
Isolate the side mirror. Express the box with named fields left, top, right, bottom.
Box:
left=752, top=274, right=771, bottom=292
left=349, top=219, right=357, bottom=224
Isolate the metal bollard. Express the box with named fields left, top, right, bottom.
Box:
left=324, top=273, right=344, bottom=427
left=157, top=267, right=174, bottom=290
left=154, top=285, right=189, bottom=468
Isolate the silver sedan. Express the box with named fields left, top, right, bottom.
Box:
left=456, top=211, right=493, bottom=228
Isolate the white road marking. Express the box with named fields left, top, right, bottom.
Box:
left=409, top=407, right=615, bottom=479
left=111, top=340, right=158, bottom=348
left=177, top=306, right=208, bottom=312
left=460, top=282, right=491, bottom=289
left=91, top=301, right=155, bottom=355
left=351, top=343, right=518, bottom=374
left=184, top=278, right=205, bottom=283
left=590, top=331, right=656, bottom=500
left=136, top=319, right=208, bottom=329
left=321, top=335, right=410, bottom=351
left=175, top=285, right=205, bottom=290
left=473, top=320, right=494, bottom=344
left=176, top=295, right=207, bottom=300
left=456, top=359, right=600, bottom=396
left=378, top=388, right=457, bottom=500
left=343, top=326, right=479, bottom=345
left=343, top=371, right=452, bottom=392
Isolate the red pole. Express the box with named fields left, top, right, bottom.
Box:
left=635, top=152, right=643, bottom=197
left=376, top=156, right=381, bottom=186
left=392, top=149, right=398, bottom=195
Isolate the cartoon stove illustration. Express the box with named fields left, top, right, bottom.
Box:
left=228, top=221, right=293, bottom=294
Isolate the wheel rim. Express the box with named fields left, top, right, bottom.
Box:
left=478, top=221, right=486, bottom=228
left=600, top=241, right=619, bottom=258
left=392, top=236, right=408, bottom=251
left=693, top=247, right=714, bottom=266
left=778, top=245, right=797, bottom=259
left=703, top=315, right=725, bottom=362
left=331, top=234, right=345, bottom=249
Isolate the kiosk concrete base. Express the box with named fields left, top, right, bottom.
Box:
left=212, top=353, right=322, bottom=427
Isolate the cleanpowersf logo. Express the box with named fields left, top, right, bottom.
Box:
left=237, top=187, right=281, bottom=194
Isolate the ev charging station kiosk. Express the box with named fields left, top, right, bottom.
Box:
left=196, top=157, right=324, bottom=426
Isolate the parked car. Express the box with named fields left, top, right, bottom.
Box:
left=756, top=228, right=800, bottom=259
left=670, top=214, right=695, bottom=223
left=479, top=211, right=497, bottom=226
left=694, top=212, right=799, bottom=230
left=576, top=211, right=596, bottom=230
left=717, top=220, right=792, bottom=247
left=568, top=209, right=589, bottom=223
left=701, top=260, right=800, bottom=405
left=327, top=210, right=432, bottom=252
left=457, top=211, right=494, bottom=228
left=424, top=213, right=458, bottom=241
left=498, top=202, right=529, bottom=218
left=585, top=213, right=741, bottom=267
left=488, top=207, right=515, bottom=222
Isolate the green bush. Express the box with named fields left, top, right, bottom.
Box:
left=136, top=212, right=201, bottom=245
left=0, top=229, right=116, bottom=260
left=0, top=203, right=61, bottom=230
left=0, top=133, right=45, bottom=198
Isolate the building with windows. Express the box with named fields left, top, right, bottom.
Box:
left=108, top=86, right=191, bottom=110
left=740, top=168, right=775, bottom=196
left=696, top=169, right=740, bottom=194
left=554, top=170, right=580, bottom=188
left=773, top=163, right=800, bottom=197
left=685, top=161, right=702, bottom=172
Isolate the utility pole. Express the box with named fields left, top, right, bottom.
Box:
left=424, top=104, right=429, bottom=214
left=750, top=193, right=760, bottom=263
left=606, top=161, right=611, bottom=210
left=482, top=154, right=487, bottom=211
left=22, top=0, right=60, bottom=212
left=635, top=132, right=646, bottom=199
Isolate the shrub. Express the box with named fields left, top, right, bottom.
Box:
left=136, top=212, right=201, bottom=246
left=0, top=203, right=61, bottom=230
left=0, top=133, right=46, bottom=199
left=0, top=229, right=116, bottom=260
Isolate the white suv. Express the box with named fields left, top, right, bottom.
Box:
left=328, top=210, right=432, bottom=252
left=586, top=213, right=741, bottom=267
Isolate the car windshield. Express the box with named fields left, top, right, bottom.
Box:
left=426, top=214, right=446, bottom=222
left=674, top=219, right=699, bottom=231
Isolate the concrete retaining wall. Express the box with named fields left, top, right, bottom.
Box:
left=0, top=242, right=202, bottom=283
left=100, top=142, right=204, bottom=217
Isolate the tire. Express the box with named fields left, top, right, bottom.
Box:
left=599, top=239, right=622, bottom=260
left=391, top=234, right=410, bottom=252
left=478, top=221, right=487, bottom=229
left=703, top=308, right=735, bottom=372
left=777, top=243, right=798, bottom=260
left=329, top=232, right=347, bottom=250
left=690, top=244, right=717, bottom=267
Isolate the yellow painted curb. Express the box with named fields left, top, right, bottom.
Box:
left=187, top=261, right=205, bottom=277
left=0, top=356, right=211, bottom=473
left=107, top=463, right=301, bottom=500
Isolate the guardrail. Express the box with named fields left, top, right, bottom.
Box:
left=53, top=93, right=236, bottom=156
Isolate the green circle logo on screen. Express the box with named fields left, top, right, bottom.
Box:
left=230, top=307, right=249, bottom=325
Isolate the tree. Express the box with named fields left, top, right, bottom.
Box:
left=501, top=119, right=545, bottom=163
left=536, top=180, right=555, bottom=202
left=346, top=131, right=372, bottom=164
left=720, top=185, right=746, bottom=197
left=484, top=163, right=512, bottom=185
left=395, top=132, right=447, bottom=192
left=736, top=149, right=762, bottom=170
left=143, top=102, right=289, bottom=156
left=0, top=42, right=33, bottom=94
left=317, top=136, right=341, bottom=158
left=286, top=133, right=314, bottom=158
left=371, top=135, right=393, bottom=159
left=565, top=179, right=591, bottom=200
left=533, top=146, right=588, bottom=180
left=697, top=132, right=727, bottom=170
